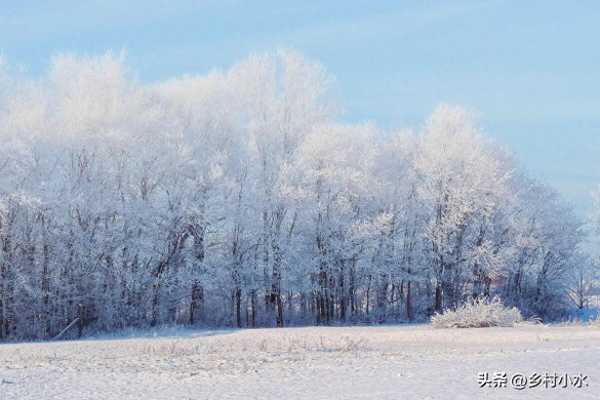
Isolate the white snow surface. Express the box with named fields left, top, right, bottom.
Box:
left=1, top=324, right=599, bottom=400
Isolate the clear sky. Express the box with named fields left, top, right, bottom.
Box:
left=1, top=0, right=599, bottom=212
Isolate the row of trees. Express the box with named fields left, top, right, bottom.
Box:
left=0, top=51, right=594, bottom=340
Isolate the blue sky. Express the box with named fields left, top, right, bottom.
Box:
left=1, top=1, right=599, bottom=212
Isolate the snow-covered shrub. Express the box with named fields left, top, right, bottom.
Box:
left=431, top=297, right=523, bottom=328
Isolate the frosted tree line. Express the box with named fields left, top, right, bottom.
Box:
left=0, top=51, right=592, bottom=340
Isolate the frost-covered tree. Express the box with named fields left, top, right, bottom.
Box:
left=413, top=105, right=511, bottom=312
left=0, top=51, right=587, bottom=340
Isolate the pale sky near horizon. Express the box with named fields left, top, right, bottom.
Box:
left=1, top=1, right=599, bottom=213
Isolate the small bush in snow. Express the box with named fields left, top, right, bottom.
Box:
left=431, top=297, right=523, bottom=328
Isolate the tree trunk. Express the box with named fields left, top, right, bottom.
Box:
left=349, top=260, right=356, bottom=317
left=234, top=287, right=242, bottom=328
left=0, top=263, right=8, bottom=340
left=151, top=282, right=160, bottom=327
left=406, top=281, right=413, bottom=321
left=41, top=240, right=51, bottom=339
left=189, top=281, right=203, bottom=325
left=250, top=289, right=257, bottom=328
left=365, top=275, right=372, bottom=317
left=377, top=274, right=388, bottom=323
left=434, top=281, right=443, bottom=314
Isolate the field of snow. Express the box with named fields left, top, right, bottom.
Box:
left=1, top=324, right=599, bottom=400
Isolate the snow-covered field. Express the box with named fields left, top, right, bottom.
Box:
left=1, top=324, right=599, bottom=400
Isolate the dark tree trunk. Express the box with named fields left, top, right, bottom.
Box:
left=250, top=289, right=257, bottom=328
left=41, top=239, right=51, bottom=339
left=0, top=263, right=9, bottom=340
left=189, top=281, right=203, bottom=325
left=339, top=265, right=346, bottom=321
left=276, top=294, right=284, bottom=327
left=377, top=274, right=388, bottom=323
left=234, top=287, right=242, bottom=328
left=150, top=282, right=160, bottom=327
left=434, top=281, right=443, bottom=314
left=271, top=230, right=284, bottom=328
left=78, top=304, right=85, bottom=338
left=365, top=275, right=372, bottom=317
left=406, top=280, right=413, bottom=321
left=349, top=260, right=356, bottom=317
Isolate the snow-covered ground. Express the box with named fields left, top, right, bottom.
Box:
left=1, top=324, right=599, bottom=400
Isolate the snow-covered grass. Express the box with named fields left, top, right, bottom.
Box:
left=431, top=297, right=523, bottom=328
left=1, top=324, right=599, bottom=399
